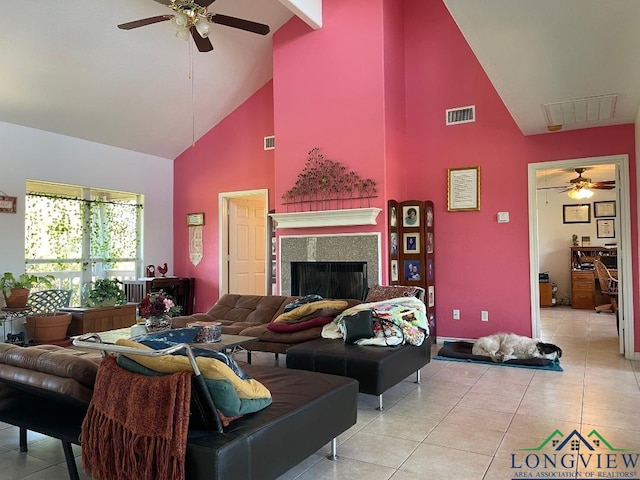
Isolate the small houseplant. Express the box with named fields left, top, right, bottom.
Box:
left=86, top=278, right=126, bottom=308
left=0, top=272, right=54, bottom=308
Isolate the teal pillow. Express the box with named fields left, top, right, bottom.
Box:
left=116, top=355, right=272, bottom=418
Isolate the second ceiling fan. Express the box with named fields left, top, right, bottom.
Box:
left=118, top=0, right=271, bottom=52
left=538, top=167, right=615, bottom=199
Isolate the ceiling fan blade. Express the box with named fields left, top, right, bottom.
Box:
left=209, top=14, right=270, bottom=35
left=190, top=26, right=214, bottom=52
left=199, top=0, right=217, bottom=7
left=118, top=15, right=173, bottom=30
left=593, top=184, right=616, bottom=190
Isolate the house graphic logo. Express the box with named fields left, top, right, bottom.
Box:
left=510, top=428, right=639, bottom=478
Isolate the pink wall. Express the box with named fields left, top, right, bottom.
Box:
left=173, top=0, right=639, bottom=349
left=173, top=82, right=275, bottom=312
left=404, top=0, right=637, bottom=341
left=272, top=0, right=387, bottom=213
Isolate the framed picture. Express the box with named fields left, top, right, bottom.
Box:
left=427, top=232, right=434, bottom=254
left=428, top=286, right=435, bottom=308
left=594, top=201, right=616, bottom=218
left=390, top=232, right=398, bottom=254
left=427, top=258, right=434, bottom=281
left=271, top=237, right=276, bottom=256
left=404, top=233, right=420, bottom=254
left=596, top=219, right=615, bottom=238
left=402, top=205, right=420, bottom=227
left=426, top=205, right=434, bottom=227
left=0, top=195, right=17, bottom=214
left=390, top=206, right=397, bottom=227
left=404, top=260, right=421, bottom=281
left=447, top=166, right=480, bottom=211
left=390, top=260, right=398, bottom=282
left=186, top=212, right=205, bottom=226
left=562, top=204, right=591, bottom=224
left=271, top=260, right=277, bottom=277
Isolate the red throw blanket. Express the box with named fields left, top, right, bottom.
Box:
left=81, top=355, right=192, bottom=480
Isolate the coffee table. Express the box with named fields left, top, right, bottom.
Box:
left=88, top=327, right=257, bottom=354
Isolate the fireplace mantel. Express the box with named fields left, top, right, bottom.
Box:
left=270, top=208, right=382, bottom=229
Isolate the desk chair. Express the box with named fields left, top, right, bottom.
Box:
left=594, top=258, right=619, bottom=332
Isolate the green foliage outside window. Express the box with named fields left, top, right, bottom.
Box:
left=24, top=181, right=143, bottom=306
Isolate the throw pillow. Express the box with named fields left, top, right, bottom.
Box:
left=267, top=316, right=334, bottom=333
left=364, top=285, right=421, bottom=303
left=115, top=339, right=272, bottom=418
left=273, top=300, right=349, bottom=323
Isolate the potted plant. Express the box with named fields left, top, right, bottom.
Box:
left=25, top=309, right=73, bottom=345
left=86, top=278, right=126, bottom=308
left=0, top=272, right=54, bottom=308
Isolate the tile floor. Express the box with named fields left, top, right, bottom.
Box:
left=2, top=307, right=639, bottom=480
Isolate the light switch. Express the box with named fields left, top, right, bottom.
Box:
left=497, top=212, right=510, bottom=223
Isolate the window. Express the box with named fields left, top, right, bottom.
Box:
left=25, top=180, right=143, bottom=306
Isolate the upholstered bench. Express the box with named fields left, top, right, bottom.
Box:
left=286, top=337, right=431, bottom=410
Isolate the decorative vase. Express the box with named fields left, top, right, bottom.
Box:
left=144, top=315, right=172, bottom=333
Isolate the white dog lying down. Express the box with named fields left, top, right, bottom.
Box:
left=472, top=333, right=562, bottom=363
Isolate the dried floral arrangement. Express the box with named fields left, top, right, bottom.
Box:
left=282, top=147, right=377, bottom=211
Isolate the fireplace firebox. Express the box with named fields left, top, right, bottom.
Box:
left=291, top=261, right=368, bottom=301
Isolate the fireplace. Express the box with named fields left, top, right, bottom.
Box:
left=279, top=234, right=380, bottom=297
left=291, top=261, right=368, bottom=300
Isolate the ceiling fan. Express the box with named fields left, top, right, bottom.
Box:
left=538, top=167, right=615, bottom=199
left=118, top=0, right=271, bottom=52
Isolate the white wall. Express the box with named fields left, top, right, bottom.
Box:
left=0, top=121, right=174, bottom=277
left=537, top=187, right=616, bottom=304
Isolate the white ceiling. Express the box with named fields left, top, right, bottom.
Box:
left=2, top=1, right=639, bottom=160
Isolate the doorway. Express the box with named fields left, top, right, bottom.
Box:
left=219, top=189, right=269, bottom=295
left=528, top=154, right=633, bottom=358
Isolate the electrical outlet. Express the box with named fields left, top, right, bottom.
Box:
left=453, top=309, right=460, bottom=320
left=481, top=311, right=489, bottom=321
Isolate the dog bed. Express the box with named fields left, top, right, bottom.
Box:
left=434, top=341, right=563, bottom=371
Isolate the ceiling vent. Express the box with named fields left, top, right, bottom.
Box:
left=446, top=105, right=475, bottom=125
left=543, top=94, right=618, bottom=127
left=264, top=135, right=275, bottom=150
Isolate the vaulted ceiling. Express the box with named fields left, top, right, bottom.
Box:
left=1, top=0, right=638, bottom=160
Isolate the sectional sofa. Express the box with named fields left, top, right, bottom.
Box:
left=171, top=293, right=360, bottom=359
left=0, top=341, right=358, bottom=480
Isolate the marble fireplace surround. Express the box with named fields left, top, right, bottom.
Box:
left=279, top=233, right=381, bottom=296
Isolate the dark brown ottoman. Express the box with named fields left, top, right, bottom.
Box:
left=286, top=337, right=431, bottom=410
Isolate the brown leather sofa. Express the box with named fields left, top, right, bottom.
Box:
left=171, top=294, right=360, bottom=358
left=0, top=342, right=358, bottom=480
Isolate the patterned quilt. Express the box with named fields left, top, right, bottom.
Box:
left=322, top=296, right=429, bottom=346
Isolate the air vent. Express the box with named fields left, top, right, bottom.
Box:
left=543, top=94, right=618, bottom=126
left=264, top=135, right=275, bottom=150
left=446, top=105, right=475, bottom=125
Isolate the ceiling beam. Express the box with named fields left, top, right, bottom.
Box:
left=279, top=0, right=322, bottom=29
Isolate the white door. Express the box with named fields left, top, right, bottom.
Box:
left=228, top=197, right=266, bottom=295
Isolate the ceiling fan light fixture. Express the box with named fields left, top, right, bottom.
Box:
left=195, top=19, right=210, bottom=38
left=567, top=187, right=594, bottom=200
left=175, top=27, right=190, bottom=41
left=172, top=13, right=189, bottom=28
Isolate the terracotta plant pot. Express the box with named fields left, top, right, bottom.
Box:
left=4, top=288, right=30, bottom=308
left=25, top=312, right=72, bottom=344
